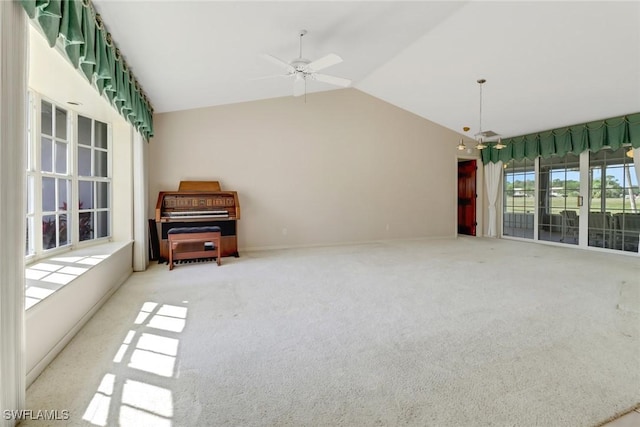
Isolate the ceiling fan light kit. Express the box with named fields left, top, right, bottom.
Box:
left=259, top=29, right=352, bottom=97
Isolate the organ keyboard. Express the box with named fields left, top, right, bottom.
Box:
left=155, top=181, right=240, bottom=259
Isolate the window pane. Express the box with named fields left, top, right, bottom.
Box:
left=78, top=146, right=91, bottom=176
left=26, top=125, right=32, bottom=170
left=58, top=179, right=70, bottom=211
left=95, top=150, right=108, bottom=177
left=79, top=180, right=93, bottom=209
left=59, top=213, right=69, bottom=246
left=591, top=167, right=602, bottom=190
left=55, top=107, right=67, bottom=140
left=55, top=141, right=67, bottom=174
left=95, top=121, right=108, bottom=149
left=97, top=211, right=109, bottom=238
left=26, top=175, right=33, bottom=214
left=42, top=214, right=57, bottom=249
left=41, top=137, right=53, bottom=172
left=42, top=177, right=55, bottom=211
left=79, top=212, right=93, bottom=241
left=26, top=217, right=33, bottom=256
left=97, top=182, right=109, bottom=209
left=78, top=115, right=92, bottom=146
left=41, top=101, right=52, bottom=135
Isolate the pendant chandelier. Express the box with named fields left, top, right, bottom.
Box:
left=474, top=78, right=504, bottom=150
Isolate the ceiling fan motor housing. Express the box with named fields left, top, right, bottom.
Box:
left=291, top=59, right=310, bottom=72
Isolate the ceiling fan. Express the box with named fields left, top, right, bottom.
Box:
left=257, top=29, right=351, bottom=97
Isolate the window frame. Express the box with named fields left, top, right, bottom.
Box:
left=26, top=92, right=35, bottom=258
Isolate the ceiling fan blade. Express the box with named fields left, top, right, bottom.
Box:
left=306, top=53, right=343, bottom=72
left=262, top=54, right=294, bottom=73
left=293, top=77, right=305, bottom=97
left=312, top=73, right=351, bottom=87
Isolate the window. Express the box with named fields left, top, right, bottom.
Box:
left=503, top=158, right=535, bottom=239
left=26, top=93, right=111, bottom=259
left=40, top=100, right=71, bottom=250
left=78, top=116, right=110, bottom=241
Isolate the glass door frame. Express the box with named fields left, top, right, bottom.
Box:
left=578, top=151, right=589, bottom=249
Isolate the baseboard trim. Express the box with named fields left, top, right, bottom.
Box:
left=242, top=235, right=454, bottom=253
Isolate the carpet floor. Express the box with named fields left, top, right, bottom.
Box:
left=22, top=237, right=640, bottom=426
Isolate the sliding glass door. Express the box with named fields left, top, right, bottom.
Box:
left=502, top=146, right=639, bottom=254
left=589, top=147, right=639, bottom=252
left=538, top=154, right=580, bottom=245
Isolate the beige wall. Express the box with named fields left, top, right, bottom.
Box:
left=150, top=88, right=471, bottom=250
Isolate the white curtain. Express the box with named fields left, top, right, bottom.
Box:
left=484, top=160, right=503, bottom=237
left=132, top=130, right=149, bottom=271
left=0, top=2, right=27, bottom=426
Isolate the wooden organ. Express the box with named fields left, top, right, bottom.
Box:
left=155, top=181, right=240, bottom=260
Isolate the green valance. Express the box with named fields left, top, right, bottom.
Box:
left=20, top=0, right=154, bottom=140
left=481, top=112, right=640, bottom=164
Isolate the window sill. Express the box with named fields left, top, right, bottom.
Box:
left=25, top=240, right=132, bottom=310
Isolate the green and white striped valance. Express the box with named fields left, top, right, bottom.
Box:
left=481, top=112, right=640, bottom=164
left=20, top=0, right=154, bottom=140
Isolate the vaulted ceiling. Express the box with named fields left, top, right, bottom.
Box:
left=92, top=1, right=640, bottom=140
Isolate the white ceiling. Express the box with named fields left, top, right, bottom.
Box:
left=92, top=1, right=640, bottom=139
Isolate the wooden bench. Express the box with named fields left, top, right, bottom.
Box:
left=167, top=226, right=221, bottom=270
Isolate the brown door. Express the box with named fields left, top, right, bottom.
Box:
left=458, top=160, right=477, bottom=236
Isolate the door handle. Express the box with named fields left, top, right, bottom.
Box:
left=577, top=196, right=583, bottom=207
